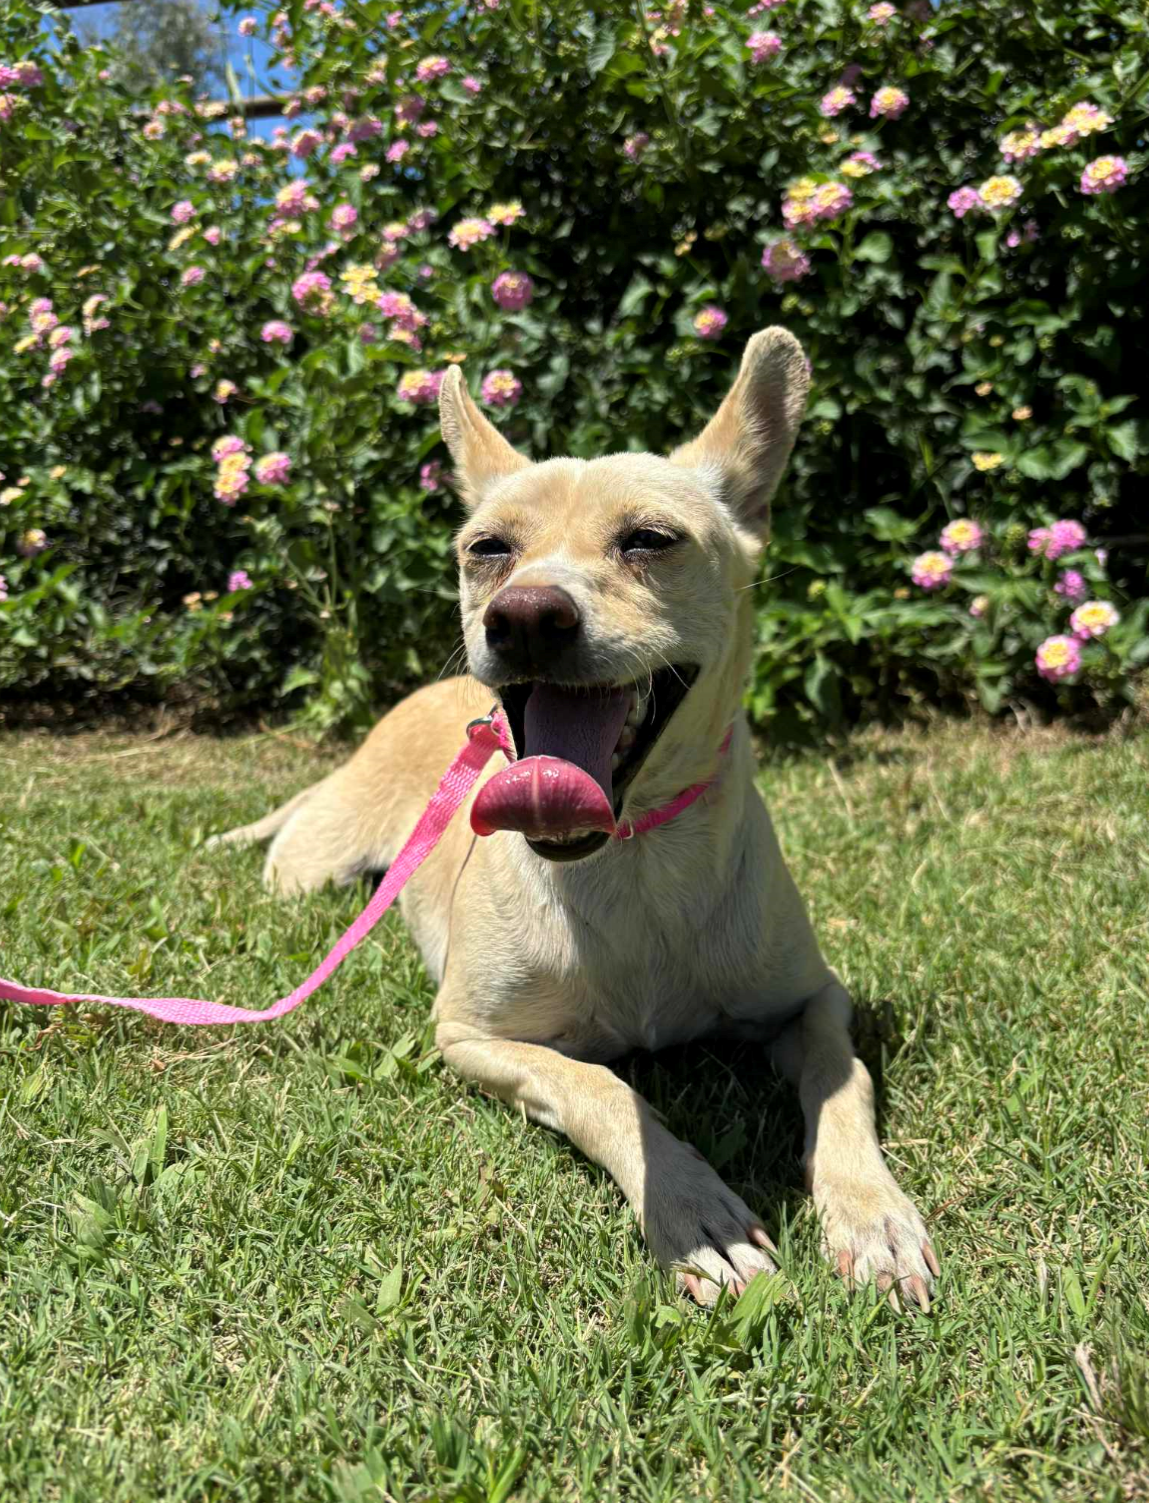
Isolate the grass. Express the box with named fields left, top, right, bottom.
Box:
left=2, top=720, right=1148, bottom=1503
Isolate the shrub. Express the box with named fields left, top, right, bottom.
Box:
left=1, top=0, right=1146, bottom=740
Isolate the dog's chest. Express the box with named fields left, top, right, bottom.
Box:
left=490, top=837, right=795, bottom=1059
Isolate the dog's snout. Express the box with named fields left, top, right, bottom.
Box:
left=483, top=585, right=581, bottom=668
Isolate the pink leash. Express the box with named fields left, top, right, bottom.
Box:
left=0, top=714, right=730, bottom=1027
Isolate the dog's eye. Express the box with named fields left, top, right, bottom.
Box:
left=620, top=528, right=679, bottom=555
left=468, top=536, right=513, bottom=558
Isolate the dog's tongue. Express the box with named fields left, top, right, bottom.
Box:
left=471, top=684, right=629, bottom=840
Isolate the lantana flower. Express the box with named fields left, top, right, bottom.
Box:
left=693, top=305, right=728, bottom=339
left=1079, top=156, right=1127, bottom=195
left=1069, top=600, right=1119, bottom=639
left=939, top=519, right=983, bottom=554
left=911, top=551, right=952, bottom=589
left=481, top=369, right=523, bottom=408
left=1035, top=635, right=1081, bottom=682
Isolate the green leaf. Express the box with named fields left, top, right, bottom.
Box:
left=1107, top=421, right=1141, bottom=462
left=617, top=274, right=654, bottom=318
left=855, top=232, right=893, bottom=264
left=804, top=654, right=842, bottom=726
left=586, top=27, right=617, bottom=76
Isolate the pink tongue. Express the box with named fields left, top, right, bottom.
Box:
left=471, top=684, right=629, bottom=840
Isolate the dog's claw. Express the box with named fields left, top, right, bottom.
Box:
left=749, top=1224, right=776, bottom=1253
left=907, top=1274, right=932, bottom=1313
left=682, top=1272, right=704, bottom=1303
left=836, top=1248, right=854, bottom=1282
left=922, top=1240, right=941, bottom=1278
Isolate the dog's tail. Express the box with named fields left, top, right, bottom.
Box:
left=204, top=781, right=322, bottom=851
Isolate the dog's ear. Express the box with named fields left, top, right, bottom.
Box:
left=439, top=366, right=530, bottom=510
left=670, top=327, right=809, bottom=545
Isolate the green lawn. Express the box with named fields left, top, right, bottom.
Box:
left=2, top=723, right=1148, bottom=1503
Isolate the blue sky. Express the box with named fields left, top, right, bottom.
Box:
left=46, top=1, right=299, bottom=140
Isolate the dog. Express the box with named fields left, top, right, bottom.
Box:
left=213, top=328, right=939, bottom=1308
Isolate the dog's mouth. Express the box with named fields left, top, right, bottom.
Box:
left=470, top=666, right=698, bottom=862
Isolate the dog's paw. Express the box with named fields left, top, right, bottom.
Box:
left=813, top=1170, right=939, bottom=1312
left=644, top=1142, right=777, bottom=1306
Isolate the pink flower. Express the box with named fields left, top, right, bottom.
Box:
left=171, top=200, right=196, bottom=223
left=260, top=319, right=294, bottom=346
left=1029, top=519, right=1086, bottom=561
left=947, top=186, right=982, bottom=219
left=397, top=369, right=445, bottom=405
left=238, top=17, right=257, bottom=37
left=331, top=202, right=358, bottom=233
left=624, top=132, right=650, bottom=161
left=213, top=379, right=237, bottom=404
left=420, top=460, right=446, bottom=492
left=415, top=55, right=450, bottom=82
left=463, top=75, right=483, bottom=95
left=488, top=201, right=524, bottom=226
left=491, top=270, right=535, bottom=311
left=417, top=120, right=438, bottom=138
left=204, top=225, right=222, bottom=245
left=693, top=305, right=728, bottom=339
left=911, top=551, right=952, bottom=590
left=1054, top=569, right=1087, bottom=602
left=228, top=569, right=253, bottom=591
left=820, top=87, right=855, bottom=118
left=1035, top=634, right=1081, bottom=682
left=449, top=216, right=496, bottom=250
left=0, top=575, right=7, bottom=602
left=290, top=128, right=323, bottom=159
left=841, top=150, right=881, bottom=178
left=17, top=528, right=48, bottom=557
left=254, top=452, right=291, bottom=485
left=395, top=95, right=425, bottom=125
left=377, top=291, right=426, bottom=331
left=211, top=435, right=248, bottom=460
left=291, top=270, right=333, bottom=311
left=181, top=266, right=205, bottom=287
left=1069, top=600, right=1120, bottom=640
left=870, top=86, right=909, bottom=120
left=747, top=31, right=782, bottom=62
left=348, top=116, right=383, bottom=142
left=386, top=139, right=410, bottom=163
left=1079, top=156, right=1127, bottom=195
left=330, top=142, right=357, bottom=164
left=969, top=595, right=989, bottom=619
left=761, top=237, right=811, bottom=283
left=481, top=369, right=522, bottom=408
left=999, top=126, right=1041, bottom=164
left=867, top=2, right=897, bottom=22
left=939, top=519, right=983, bottom=554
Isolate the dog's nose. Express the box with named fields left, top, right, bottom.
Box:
left=483, top=585, right=581, bottom=668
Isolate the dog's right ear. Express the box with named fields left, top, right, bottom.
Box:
left=439, top=366, right=530, bottom=510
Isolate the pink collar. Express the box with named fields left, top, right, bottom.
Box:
left=0, top=713, right=733, bottom=1028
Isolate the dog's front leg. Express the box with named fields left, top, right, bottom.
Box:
left=770, top=982, right=940, bottom=1310
left=438, top=1024, right=778, bottom=1304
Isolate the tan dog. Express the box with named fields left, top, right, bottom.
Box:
left=214, top=328, right=938, bottom=1308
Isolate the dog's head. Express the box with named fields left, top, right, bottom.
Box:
left=441, top=327, right=809, bottom=862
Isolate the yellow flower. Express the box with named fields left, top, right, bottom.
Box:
left=443, top=351, right=468, bottom=363
left=972, top=451, right=1005, bottom=472
left=1012, top=405, right=1032, bottom=421
left=975, top=381, right=994, bottom=396
left=13, top=334, right=39, bottom=355
left=339, top=263, right=380, bottom=305
left=0, top=486, right=23, bottom=506
left=1039, top=123, right=1074, bottom=150
left=49, top=465, right=67, bottom=480
left=169, top=226, right=196, bottom=252
left=820, top=129, right=840, bottom=145
left=978, top=175, right=1022, bottom=210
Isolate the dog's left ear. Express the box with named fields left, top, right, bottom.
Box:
left=439, top=365, right=531, bottom=511
left=670, top=327, right=810, bottom=545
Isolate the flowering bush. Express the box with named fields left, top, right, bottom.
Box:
left=1, top=0, right=1146, bottom=739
